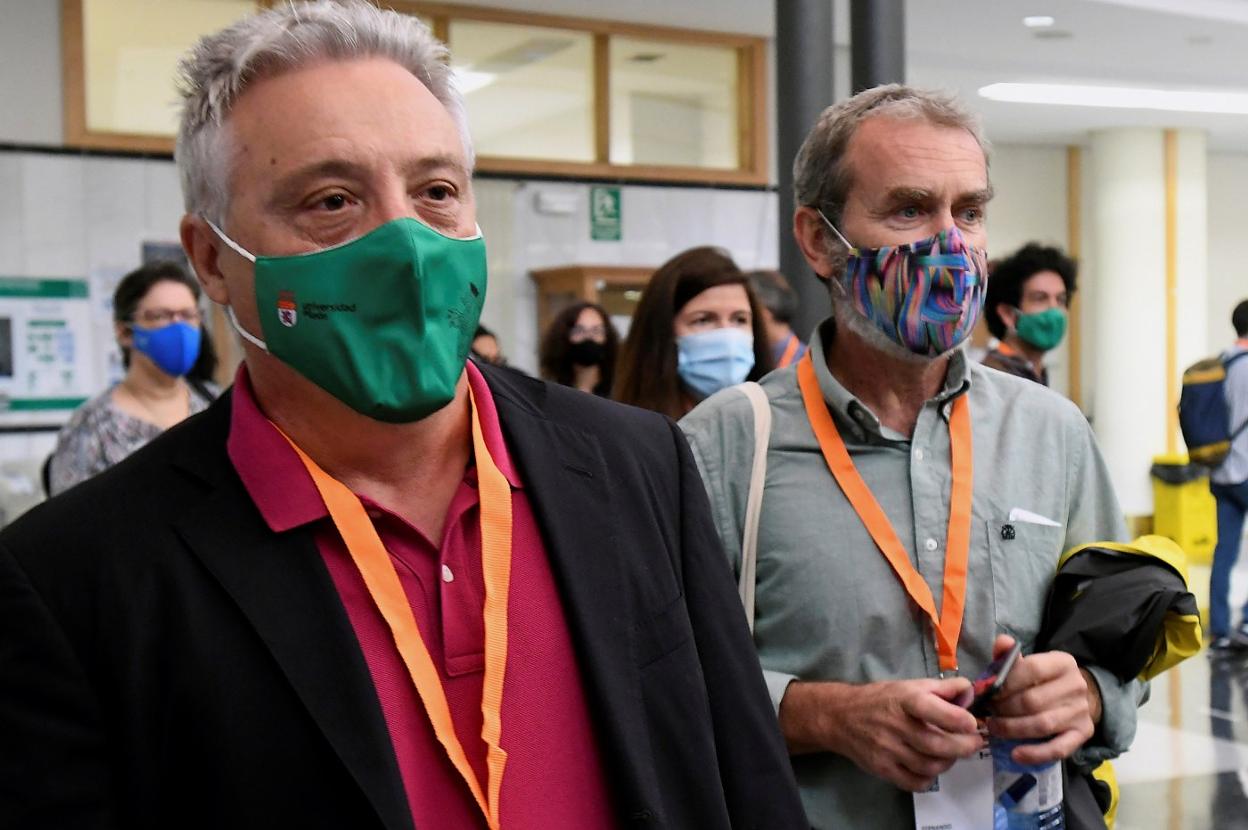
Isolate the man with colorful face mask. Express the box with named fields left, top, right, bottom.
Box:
left=681, top=85, right=1140, bottom=828
left=982, top=243, right=1079, bottom=386
left=0, top=3, right=805, bottom=828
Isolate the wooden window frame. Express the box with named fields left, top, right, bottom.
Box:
left=61, top=0, right=769, bottom=186
left=60, top=0, right=263, bottom=153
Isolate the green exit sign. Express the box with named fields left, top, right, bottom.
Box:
left=590, top=186, right=622, bottom=241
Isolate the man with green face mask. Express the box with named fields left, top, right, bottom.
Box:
left=0, top=3, right=806, bottom=827
left=983, top=242, right=1078, bottom=386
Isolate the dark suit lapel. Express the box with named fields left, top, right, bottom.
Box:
left=173, top=459, right=413, bottom=830
left=486, top=377, right=657, bottom=810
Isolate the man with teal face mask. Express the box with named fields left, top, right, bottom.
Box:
left=983, top=243, right=1079, bottom=386
left=0, top=3, right=806, bottom=827
left=681, top=85, right=1140, bottom=829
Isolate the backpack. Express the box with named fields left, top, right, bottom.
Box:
left=1178, top=351, right=1248, bottom=467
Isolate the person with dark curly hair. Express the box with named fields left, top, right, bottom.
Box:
left=538, top=301, right=619, bottom=396
left=982, top=242, right=1077, bottom=386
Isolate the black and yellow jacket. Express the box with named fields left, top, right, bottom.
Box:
left=1036, top=535, right=1203, bottom=829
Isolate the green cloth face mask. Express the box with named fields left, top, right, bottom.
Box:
left=208, top=217, right=487, bottom=423
left=1013, top=306, right=1067, bottom=352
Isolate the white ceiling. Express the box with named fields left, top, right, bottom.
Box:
left=909, top=0, right=1248, bottom=151
left=434, top=0, right=1248, bottom=152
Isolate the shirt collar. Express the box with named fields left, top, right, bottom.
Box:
left=772, top=333, right=796, bottom=361
left=464, top=360, right=522, bottom=489
left=988, top=344, right=1046, bottom=384
left=226, top=361, right=521, bottom=534
left=808, top=318, right=972, bottom=441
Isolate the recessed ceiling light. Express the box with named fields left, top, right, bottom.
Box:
left=979, top=82, right=1248, bottom=114
left=1023, top=15, right=1057, bottom=27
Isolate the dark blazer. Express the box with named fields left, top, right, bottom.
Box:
left=0, top=365, right=806, bottom=830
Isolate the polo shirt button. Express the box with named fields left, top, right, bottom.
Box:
left=441, top=564, right=454, bottom=583
left=924, top=538, right=938, bottom=551
left=915, top=448, right=925, bottom=461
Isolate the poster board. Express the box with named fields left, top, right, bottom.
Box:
left=0, top=277, right=96, bottom=425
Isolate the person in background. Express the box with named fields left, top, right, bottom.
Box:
left=614, top=246, right=773, bottom=419
left=747, top=269, right=808, bottom=368
left=470, top=324, right=504, bottom=366
left=1208, top=299, right=1248, bottom=653
left=46, top=261, right=217, bottom=496
left=538, top=301, right=619, bottom=396
left=982, top=242, right=1077, bottom=386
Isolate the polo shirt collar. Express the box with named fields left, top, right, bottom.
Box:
left=226, top=360, right=521, bottom=534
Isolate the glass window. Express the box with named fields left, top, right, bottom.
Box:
left=82, top=0, right=257, bottom=137
left=609, top=36, right=740, bottom=170
left=448, top=20, right=595, bottom=162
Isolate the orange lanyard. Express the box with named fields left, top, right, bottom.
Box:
left=777, top=336, right=802, bottom=369
left=796, top=352, right=973, bottom=674
left=282, top=384, right=512, bottom=829
left=995, top=340, right=1019, bottom=358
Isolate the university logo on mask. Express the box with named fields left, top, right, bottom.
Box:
left=278, top=290, right=297, bottom=328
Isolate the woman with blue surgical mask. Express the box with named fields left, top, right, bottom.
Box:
left=615, top=246, right=773, bottom=419
left=46, top=261, right=219, bottom=496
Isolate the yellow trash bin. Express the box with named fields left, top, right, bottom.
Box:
left=1150, top=453, right=1216, bottom=565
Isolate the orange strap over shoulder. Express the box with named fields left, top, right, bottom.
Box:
left=282, top=383, right=513, bottom=829
left=796, top=352, right=973, bottom=673
left=777, top=336, right=802, bottom=369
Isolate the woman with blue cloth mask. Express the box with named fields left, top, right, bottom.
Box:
left=615, top=246, right=773, bottom=419
left=46, top=261, right=218, bottom=496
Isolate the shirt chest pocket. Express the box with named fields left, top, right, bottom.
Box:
left=985, top=518, right=1065, bottom=648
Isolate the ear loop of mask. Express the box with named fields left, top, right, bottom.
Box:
left=815, top=209, right=855, bottom=250
left=203, top=219, right=270, bottom=352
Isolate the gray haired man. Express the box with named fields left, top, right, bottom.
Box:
left=681, top=85, right=1142, bottom=827
left=0, top=3, right=805, bottom=828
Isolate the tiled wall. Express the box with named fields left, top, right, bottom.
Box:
left=0, top=149, right=185, bottom=518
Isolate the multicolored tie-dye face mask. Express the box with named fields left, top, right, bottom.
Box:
left=819, top=212, right=989, bottom=356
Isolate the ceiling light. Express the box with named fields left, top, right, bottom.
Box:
left=451, top=68, right=497, bottom=94
left=979, top=82, right=1248, bottom=114
left=1023, top=15, right=1056, bottom=27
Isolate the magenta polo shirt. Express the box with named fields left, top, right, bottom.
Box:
left=227, top=362, right=615, bottom=829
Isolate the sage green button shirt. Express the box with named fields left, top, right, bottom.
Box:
left=680, top=320, right=1144, bottom=829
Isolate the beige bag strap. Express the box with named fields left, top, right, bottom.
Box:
left=737, top=382, right=771, bottom=633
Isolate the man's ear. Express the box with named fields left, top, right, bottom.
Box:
left=793, top=206, right=841, bottom=279
left=180, top=215, right=230, bottom=306
left=996, top=303, right=1018, bottom=332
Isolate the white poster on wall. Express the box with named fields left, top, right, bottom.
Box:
left=0, top=277, right=96, bottom=425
